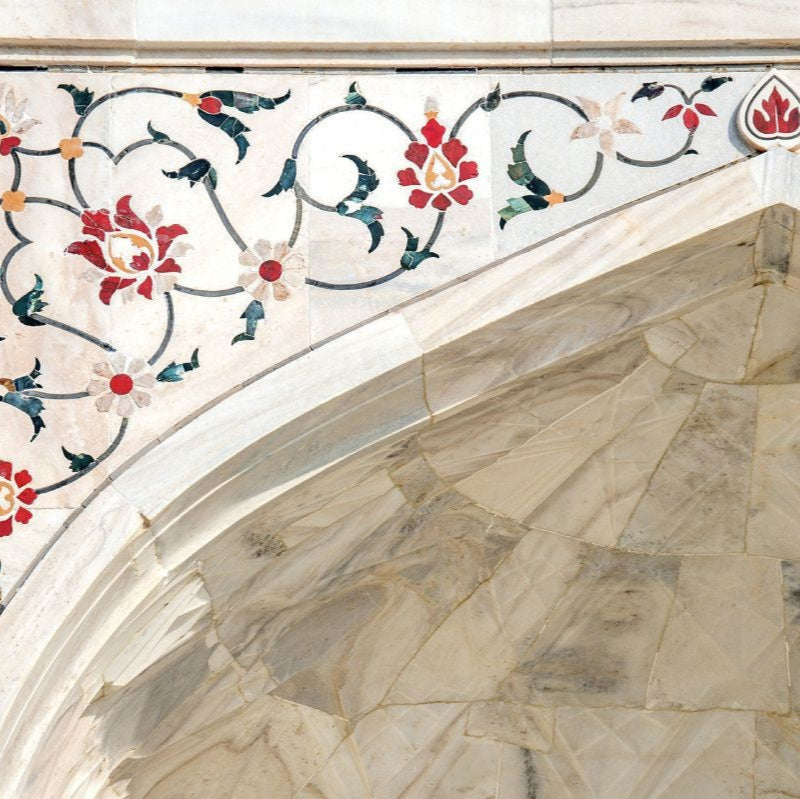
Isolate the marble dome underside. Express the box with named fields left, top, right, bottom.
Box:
left=56, top=281, right=800, bottom=798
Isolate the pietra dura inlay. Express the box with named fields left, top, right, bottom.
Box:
left=0, top=71, right=741, bottom=515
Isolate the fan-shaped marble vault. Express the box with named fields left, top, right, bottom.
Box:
left=7, top=140, right=800, bottom=798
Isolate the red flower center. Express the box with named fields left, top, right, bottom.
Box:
left=109, top=373, right=134, bottom=396
left=258, top=260, right=283, bottom=282
left=199, top=97, right=223, bottom=114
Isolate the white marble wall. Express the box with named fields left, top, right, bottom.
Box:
left=3, top=64, right=800, bottom=797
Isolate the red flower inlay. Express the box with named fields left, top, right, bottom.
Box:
left=662, top=101, right=717, bottom=132
left=65, top=196, right=188, bottom=305
left=753, top=86, right=800, bottom=135
left=0, top=460, right=36, bottom=538
left=397, top=109, right=479, bottom=212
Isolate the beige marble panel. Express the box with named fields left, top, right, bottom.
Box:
left=456, top=358, right=670, bottom=521
left=527, top=371, right=700, bottom=546
left=193, top=458, right=408, bottom=607
left=618, top=383, right=758, bottom=554
left=755, top=713, right=800, bottom=799
left=644, top=319, right=698, bottom=366
left=203, top=434, right=413, bottom=566
left=90, top=634, right=217, bottom=768
left=349, top=703, right=528, bottom=799
left=746, top=286, right=800, bottom=383
left=754, top=219, right=794, bottom=284
left=748, top=385, right=800, bottom=558
left=648, top=556, right=788, bottom=712
left=501, top=547, right=679, bottom=707
left=535, top=707, right=755, bottom=799
left=420, top=337, right=649, bottom=484
left=299, top=734, right=373, bottom=798
left=215, top=496, right=526, bottom=718
left=110, top=694, right=348, bottom=799
left=387, top=527, right=586, bottom=703
left=779, top=561, right=800, bottom=712
left=650, top=287, right=763, bottom=381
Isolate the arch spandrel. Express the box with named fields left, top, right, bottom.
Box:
left=0, top=66, right=765, bottom=604
left=3, top=144, right=800, bottom=795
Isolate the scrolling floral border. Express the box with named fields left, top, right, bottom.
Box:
left=0, top=73, right=737, bottom=535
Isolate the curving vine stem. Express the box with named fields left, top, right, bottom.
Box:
left=32, top=418, right=129, bottom=495
left=287, top=101, right=447, bottom=291
left=450, top=80, right=732, bottom=230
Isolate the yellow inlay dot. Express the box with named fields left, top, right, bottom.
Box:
left=2, top=190, right=25, bottom=212
left=59, top=137, right=83, bottom=160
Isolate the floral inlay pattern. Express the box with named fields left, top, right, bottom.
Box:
left=67, top=196, right=189, bottom=304
left=398, top=100, right=479, bottom=211
left=497, top=75, right=733, bottom=228
left=0, top=461, right=36, bottom=538
left=87, top=354, right=155, bottom=417
left=237, top=241, right=305, bottom=305
left=570, top=93, right=641, bottom=157
left=0, top=73, right=737, bottom=523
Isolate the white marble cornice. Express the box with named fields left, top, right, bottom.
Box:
left=4, top=0, right=800, bottom=68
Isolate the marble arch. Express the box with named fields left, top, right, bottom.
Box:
left=2, top=147, right=800, bottom=796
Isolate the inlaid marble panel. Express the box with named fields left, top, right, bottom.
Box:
left=8, top=66, right=800, bottom=799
